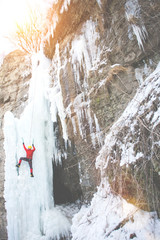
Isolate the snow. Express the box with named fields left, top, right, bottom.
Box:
left=96, top=62, right=160, bottom=170
left=76, top=62, right=160, bottom=239
left=4, top=50, right=71, bottom=240
left=111, top=63, right=121, bottom=68
left=72, top=179, right=160, bottom=240
left=42, top=208, right=71, bottom=239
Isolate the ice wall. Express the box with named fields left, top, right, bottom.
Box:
left=4, top=50, right=70, bottom=240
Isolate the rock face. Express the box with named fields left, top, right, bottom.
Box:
left=0, top=50, right=32, bottom=238
left=45, top=0, right=160, bottom=207
left=96, top=69, right=160, bottom=216
left=1, top=0, right=160, bottom=238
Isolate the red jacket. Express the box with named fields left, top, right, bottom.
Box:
left=23, top=144, right=35, bottom=159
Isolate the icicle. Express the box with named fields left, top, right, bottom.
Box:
left=96, top=0, right=102, bottom=8
left=94, top=114, right=103, bottom=146
left=125, top=0, right=148, bottom=50
left=49, top=43, right=68, bottom=142
left=60, top=0, right=71, bottom=14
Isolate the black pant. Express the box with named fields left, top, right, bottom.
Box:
left=19, top=157, right=33, bottom=171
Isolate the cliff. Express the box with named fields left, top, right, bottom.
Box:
left=0, top=0, right=160, bottom=239
left=44, top=0, right=160, bottom=209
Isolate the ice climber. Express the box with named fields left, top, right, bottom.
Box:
left=16, top=142, right=35, bottom=177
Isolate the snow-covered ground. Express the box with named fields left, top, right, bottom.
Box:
left=72, top=182, right=160, bottom=240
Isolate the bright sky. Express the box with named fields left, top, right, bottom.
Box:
left=0, top=0, right=37, bottom=36
left=0, top=0, right=54, bottom=60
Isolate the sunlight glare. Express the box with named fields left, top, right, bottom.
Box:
left=0, top=0, right=41, bottom=35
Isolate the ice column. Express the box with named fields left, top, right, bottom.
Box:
left=3, top=50, right=68, bottom=240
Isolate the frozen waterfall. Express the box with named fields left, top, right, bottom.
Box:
left=3, top=50, right=70, bottom=240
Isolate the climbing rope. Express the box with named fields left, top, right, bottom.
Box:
left=29, top=61, right=38, bottom=144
